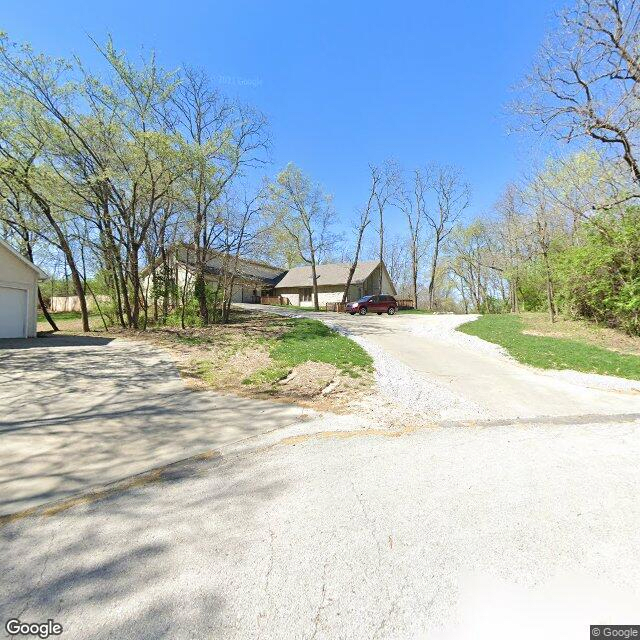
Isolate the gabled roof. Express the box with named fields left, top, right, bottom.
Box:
left=199, top=262, right=286, bottom=287
left=140, top=243, right=287, bottom=285
left=274, top=261, right=380, bottom=289
left=0, top=238, right=47, bottom=279
left=175, top=245, right=287, bottom=286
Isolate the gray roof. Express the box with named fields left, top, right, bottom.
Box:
left=201, top=262, right=286, bottom=287
left=274, top=261, right=379, bottom=289
left=175, top=246, right=287, bottom=286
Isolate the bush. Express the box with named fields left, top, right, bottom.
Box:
left=555, top=208, right=640, bottom=335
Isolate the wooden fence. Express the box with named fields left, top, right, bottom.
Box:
left=260, top=296, right=291, bottom=306
left=396, top=298, right=415, bottom=310
left=49, top=295, right=111, bottom=312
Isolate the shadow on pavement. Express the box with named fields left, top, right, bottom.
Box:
left=0, top=336, right=308, bottom=515
left=0, top=334, right=115, bottom=350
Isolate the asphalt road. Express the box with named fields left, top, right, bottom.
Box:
left=1, top=417, right=639, bottom=639
left=1, top=313, right=639, bottom=639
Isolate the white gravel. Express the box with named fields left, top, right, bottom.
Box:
left=408, top=313, right=510, bottom=359
left=239, top=304, right=640, bottom=418
left=242, top=307, right=487, bottom=423
left=326, top=320, right=487, bottom=423
left=408, top=313, right=640, bottom=393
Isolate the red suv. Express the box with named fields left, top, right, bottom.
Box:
left=346, top=295, right=398, bottom=316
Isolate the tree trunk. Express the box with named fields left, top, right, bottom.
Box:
left=38, top=287, right=58, bottom=331
left=22, top=236, right=58, bottom=332
left=510, top=274, right=519, bottom=314
left=309, top=244, right=320, bottom=311
left=37, top=198, right=90, bottom=331
left=427, top=241, right=440, bottom=310
left=129, top=246, right=142, bottom=329
left=342, top=222, right=368, bottom=303
left=411, top=242, right=419, bottom=310
left=378, top=211, right=384, bottom=294
left=543, top=251, right=556, bottom=323
left=67, top=256, right=90, bottom=331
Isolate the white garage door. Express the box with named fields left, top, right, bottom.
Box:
left=0, top=286, right=27, bottom=338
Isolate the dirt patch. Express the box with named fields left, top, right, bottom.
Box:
left=42, top=309, right=374, bottom=412
left=279, top=361, right=337, bottom=395
left=521, top=312, right=640, bottom=356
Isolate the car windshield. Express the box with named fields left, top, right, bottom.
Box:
left=357, top=296, right=374, bottom=302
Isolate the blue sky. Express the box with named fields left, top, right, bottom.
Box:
left=3, top=0, right=562, bottom=230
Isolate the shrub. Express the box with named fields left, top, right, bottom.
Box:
left=555, top=208, right=640, bottom=335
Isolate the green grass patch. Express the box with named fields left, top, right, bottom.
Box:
left=458, top=314, right=640, bottom=380
left=242, top=366, right=290, bottom=385
left=37, top=311, right=83, bottom=322
left=192, top=360, right=217, bottom=384
left=398, top=309, right=434, bottom=314
left=246, top=318, right=373, bottom=384
left=271, top=318, right=372, bottom=374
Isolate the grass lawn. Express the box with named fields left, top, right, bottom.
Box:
left=37, top=310, right=105, bottom=332
left=37, top=311, right=83, bottom=322
left=398, top=309, right=433, bottom=315
left=244, top=317, right=373, bottom=384
left=458, top=314, right=640, bottom=380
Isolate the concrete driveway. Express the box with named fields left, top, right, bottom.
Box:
left=243, top=305, right=640, bottom=420
left=0, top=335, right=309, bottom=515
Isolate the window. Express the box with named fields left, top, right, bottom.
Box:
left=301, top=288, right=312, bottom=302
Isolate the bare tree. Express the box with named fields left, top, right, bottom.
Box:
left=371, top=161, right=401, bottom=293
left=398, top=168, right=429, bottom=308
left=494, top=183, right=528, bottom=313
left=522, top=177, right=559, bottom=322
left=425, top=164, right=470, bottom=309
left=341, top=172, right=377, bottom=303
left=520, top=0, right=640, bottom=190
left=270, top=164, right=336, bottom=311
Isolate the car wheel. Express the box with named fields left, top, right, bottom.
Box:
left=387, top=306, right=396, bottom=315
left=359, top=307, right=368, bottom=315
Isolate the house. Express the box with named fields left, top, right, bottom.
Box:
left=274, top=261, right=396, bottom=307
left=143, top=245, right=397, bottom=309
left=0, top=238, right=46, bottom=338
left=142, top=244, right=288, bottom=305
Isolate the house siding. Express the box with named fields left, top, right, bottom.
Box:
left=276, top=265, right=396, bottom=307
left=0, top=245, right=39, bottom=337
left=276, top=285, right=346, bottom=307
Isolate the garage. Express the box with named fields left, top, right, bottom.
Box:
left=0, top=239, right=46, bottom=339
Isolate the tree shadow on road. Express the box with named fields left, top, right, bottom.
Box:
left=0, top=335, right=115, bottom=350
left=0, top=449, right=289, bottom=639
